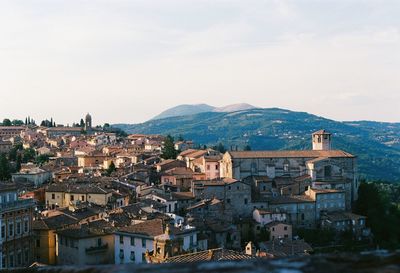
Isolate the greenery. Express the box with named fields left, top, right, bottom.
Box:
left=114, top=108, right=400, bottom=182
left=297, top=228, right=336, bottom=247
left=161, top=135, right=178, bottom=159
left=0, top=153, right=11, bottom=180
left=106, top=161, right=116, bottom=176
left=354, top=181, right=400, bottom=249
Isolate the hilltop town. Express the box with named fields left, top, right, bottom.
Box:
left=0, top=114, right=372, bottom=268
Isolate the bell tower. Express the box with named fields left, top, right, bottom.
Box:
left=312, top=130, right=332, bottom=151
left=85, top=113, right=92, bottom=131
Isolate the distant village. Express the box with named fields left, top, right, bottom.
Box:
left=0, top=113, right=371, bottom=269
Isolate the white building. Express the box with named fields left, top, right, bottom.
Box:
left=114, top=219, right=197, bottom=265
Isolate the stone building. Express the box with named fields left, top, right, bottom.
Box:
left=0, top=183, right=35, bottom=269
left=220, top=130, right=358, bottom=208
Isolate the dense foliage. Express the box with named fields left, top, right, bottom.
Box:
left=161, top=135, right=178, bottom=160
left=354, top=182, right=400, bottom=249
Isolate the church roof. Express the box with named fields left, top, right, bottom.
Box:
left=227, top=150, right=354, bottom=159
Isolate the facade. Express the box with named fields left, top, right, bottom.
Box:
left=45, top=184, right=114, bottom=209
left=56, top=223, right=115, bottom=265
left=265, top=222, right=292, bottom=240
left=0, top=141, right=13, bottom=154
left=253, top=209, right=287, bottom=226
left=220, top=130, right=359, bottom=207
left=0, top=183, right=35, bottom=269
left=0, top=126, right=26, bottom=139
left=191, top=178, right=253, bottom=217
left=12, top=167, right=52, bottom=187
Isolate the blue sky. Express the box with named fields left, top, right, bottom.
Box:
left=0, top=0, right=399, bottom=124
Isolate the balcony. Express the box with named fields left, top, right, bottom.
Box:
left=85, top=243, right=108, bottom=254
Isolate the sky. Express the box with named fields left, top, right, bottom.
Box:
left=0, top=0, right=400, bottom=125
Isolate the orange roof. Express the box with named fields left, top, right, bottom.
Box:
left=228, top=150, right=354, bottom=159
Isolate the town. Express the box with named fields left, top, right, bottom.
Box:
left=0, top=113, right=374, bottom=269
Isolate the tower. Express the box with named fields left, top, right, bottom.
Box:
left=85, top=113, right=92, bottom=131
left=312, top=130, right=332, bottom=151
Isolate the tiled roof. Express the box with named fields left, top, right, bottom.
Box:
left=228, top=150, right=354, bottom=159
left=165, top=248, right=255, bottom=263
left=324, top=211, right=366, bottom=222
left=117, top=219, right=164, bottom=237
left=268, top=195, right=314, bottom=205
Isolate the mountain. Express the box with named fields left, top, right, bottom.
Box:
left=115, top=108, right=400, bottom=182
left=151, top=103, right=256, bottom=120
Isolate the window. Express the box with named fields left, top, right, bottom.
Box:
left=120, top=235, right=124, bottom=244
left=142, top=238, right=146, bottom=248
left=17, top=252, right=21, bottom=265
left=119, top=249, right=124, bottom=260
left=284, top=164, right=289, bottom=172
left=9, top=223, right=14, bottom=237
left=130, top=251, right=135, bottom=261
left=130, top=236, right=135, bottom=246
left=51, top=193, right=55, bottom=200
left=70, top=195, right=74, bottom=201
left=9, top=254, right=14, bottom=268
left=81, top=195, right=85, bottom=201
left=1, top=225, right=5, bottom=239
left=226, top=199, right=231, bottom=204
left=324, top=166, right=332, bottom=177
left=207, top=165, right=210, bottom=170
left=16, top=222, right=21, bottom=235
left=142, top=253, right=146, bottom=262
left=244, top=198, right=248, bottom=205
left=24, top=220, right=28, bottom=233
left=284, top=226, right=288, bottom=231
left=215, top=165, right=218, bottom=170
left=97, top=238, right=102, bottom=246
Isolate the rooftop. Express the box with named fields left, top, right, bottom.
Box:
left=227, top=150, right=354, bottom=159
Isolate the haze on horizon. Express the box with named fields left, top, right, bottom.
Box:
left=0, top=0, right=399, bottom=125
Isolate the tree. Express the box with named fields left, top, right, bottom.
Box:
left=0, top=154, right=11, bottom=180
left=36, top=154, right=50, bottom=165
left=213, top=143, right=226, bottom=153
left=80, top=119, right=85, bottom=127
left=106, top=161, right=116, bottom=176
left=12, top=119, right=24, bottom=126
left=2, top=119, right=12, bottom=126
left=161, top=135, right=178, bottom=159
left=244, top=145, right=252, bottom=151
left=22, top=148, right=36, bottom=163
left=15, top=154, right=22, bottom=172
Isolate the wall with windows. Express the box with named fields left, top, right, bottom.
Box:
left=114, top=233, right=154, bottom=265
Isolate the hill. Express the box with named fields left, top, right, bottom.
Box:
left=151, top=103, right=256, bottom=120
left=115, top=108, right=400, bottom=182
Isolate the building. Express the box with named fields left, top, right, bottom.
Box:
left=253, top=209, right=287, bottom=227
left=265, top=222, right=292, bottom=241
left=45, top=183, right=115, bottom=209
left=305, top=188, right=346, bottom=219
left=321, top=211, right=369, bottom=240
left=56, top=221, right=115, bottom=265
left=0, top=140, right=13, bottom=154
left=191, top=178, right=253, bottom=217
left=32, top=214, right=78, bottom=265
left=220, top=130, right=359, bottom=207
left=0, top=183, right=35, bottom=269
left=115, top=219, right=198, bottom=265
left=12, top=167, right=52, bottom=188
left=0, top=126, right=26, bottom=139
left=85, top=113, right=92, bottom=131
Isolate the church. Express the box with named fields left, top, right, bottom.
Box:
left=220, top=130, right=359, bottom=208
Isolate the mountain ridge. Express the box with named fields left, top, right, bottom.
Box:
left=151, top=103, right=256, bottom=120
left=115, top=107, right=400, bottom=182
